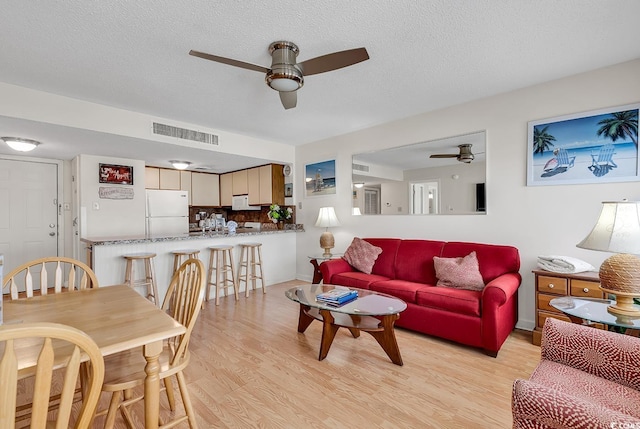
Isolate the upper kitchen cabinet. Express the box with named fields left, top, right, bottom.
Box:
left=145, top=167, right=182, bottom=191
left=145, top=167, right=160, bottom=189
left=232, top=170, right=248, bottom=195
left=220, top=173, right=232, bottom=206
left=191, top=172, right=220, bottom=206
left=248, top=164, right=285, bottom=206
left=180, top=171, right=192, bottom=205
left=159, top=168, right=181, bottom=190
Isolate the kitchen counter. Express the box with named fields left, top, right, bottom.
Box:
left=81, top=226, right=303, bottom=303
left=82, top=225, right=303, bottom=246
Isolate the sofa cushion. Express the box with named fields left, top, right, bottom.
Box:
left=529, top=359, right=640, bottom=419
left=368, top=280, right=429, bottom=304
left=331, top=272, right=389, bottom=290
left=363, top=238, right=402, bottom=278
left=394, top=240, right=446, bottom=284
left=433, top=251, right=485, bottom=291
left=416, top=287, right=482, bottom=317
left=441, top=242, right=520, bottom=283
left=343, top=237, right=383, bottom=274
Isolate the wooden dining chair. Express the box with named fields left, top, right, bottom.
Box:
left=98, top=258, right=205, bottom=429
left=3, top=256, right=99, bottom=299
left=0, top=322, right=105, bottom=429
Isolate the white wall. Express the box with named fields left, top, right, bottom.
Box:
left=78, top=154, right=146, bottom=238
left=295, top=58, right=640, bottom=331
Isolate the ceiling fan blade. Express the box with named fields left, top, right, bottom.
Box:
left=189, top=50, right=269, bottom=73
left=298, top=47, right=369, bottom=76
left=279, top=91, right=297, bottom=110
left=429, top=154, right=459, bottom=158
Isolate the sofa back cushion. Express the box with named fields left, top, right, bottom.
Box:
left=441, top=242, right=520, bottom=283
left=363, top=238, right=402, bottom=279
left=394, top=239, right=447, bottom=284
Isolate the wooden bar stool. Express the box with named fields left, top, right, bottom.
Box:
left=237, top=242, right=266, bottom=297
left=171, top=249, right=200, bottom=273
left=123, top=252, right=159, bottom=306
left=206, top=245, right=239, bottom=305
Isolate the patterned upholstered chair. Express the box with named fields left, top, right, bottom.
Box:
left=512, top=318, right=640, bottom=428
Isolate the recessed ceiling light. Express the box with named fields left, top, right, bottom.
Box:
left=2, top=137, right=40, bottom=152
left=170, top=160, right=191, bottom=170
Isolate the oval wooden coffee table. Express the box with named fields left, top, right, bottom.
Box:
left=285, top=284, right=407, bottom=365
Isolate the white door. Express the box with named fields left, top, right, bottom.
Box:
left=0, top=159, right=59, bottom=273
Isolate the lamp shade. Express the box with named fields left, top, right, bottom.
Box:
left=576, top=201, right=640, bottom=254
left=352, top=207, right=362, bottom=216
left=315, top=207, right=341, bottom=228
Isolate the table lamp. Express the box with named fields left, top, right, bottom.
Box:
left=315, top=207, right=341, bottom=257
left=576, top=200, right=640, bottom=316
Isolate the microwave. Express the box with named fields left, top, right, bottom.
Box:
left=231, top=195, right=260, bottom=211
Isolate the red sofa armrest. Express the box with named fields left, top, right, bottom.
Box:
left=481, top=272, right=522, bottom=354
left=319, top=258, right=354, bottom=284
left=512, top=379, right=639, bottom=428
left=482, top=272, right=521, bottom=308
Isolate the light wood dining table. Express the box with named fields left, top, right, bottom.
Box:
left=3, top=284, right=186, bottom=428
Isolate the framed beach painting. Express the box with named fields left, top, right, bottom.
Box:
left=527, top=103, right=639, bottom=186
left=304, top=159, right=336, bottom=197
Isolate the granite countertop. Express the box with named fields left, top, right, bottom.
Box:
left=81, top=225, right=304, bottom=246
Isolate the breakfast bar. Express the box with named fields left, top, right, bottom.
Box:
left=82, top=226, right=303, bottom=302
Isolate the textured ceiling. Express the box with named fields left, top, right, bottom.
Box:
left=1, top=1, right=640, bottom=166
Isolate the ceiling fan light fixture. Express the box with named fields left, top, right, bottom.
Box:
left=170, top=160, right=191, bottom=170
left=266, top=68, right=303, bottom=92
left=2, top=137, right=40, bottom=152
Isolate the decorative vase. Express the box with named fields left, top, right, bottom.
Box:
left=277, top=222, right=284, bottom=230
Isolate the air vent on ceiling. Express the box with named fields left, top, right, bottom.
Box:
left=352, top=163, right=370, bottom=172
left=152, top=122, right=219, bottom=145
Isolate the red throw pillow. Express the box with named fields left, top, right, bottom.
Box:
left=433, top=251, right=485, bottom=291
left=343, top=237, right=383, bottom=274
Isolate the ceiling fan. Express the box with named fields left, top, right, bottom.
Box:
left=429, top=144, right=478, bottom=163
left=189, top=41, right=369, bottom=110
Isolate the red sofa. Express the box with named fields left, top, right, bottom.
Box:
left=319, top=238, right=521, bottom=356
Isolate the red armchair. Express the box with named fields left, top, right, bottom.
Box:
left=512, top=318, right=640, bottom=428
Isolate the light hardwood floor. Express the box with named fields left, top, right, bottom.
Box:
left=92, top=280, right=540, bottom=428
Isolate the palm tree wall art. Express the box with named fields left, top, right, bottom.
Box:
left=527, top=103, right=639, bottom=186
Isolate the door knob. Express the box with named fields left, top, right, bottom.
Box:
left=49, top=223, right=55, bottom=228
left=49, top=232, right=56, bottom=236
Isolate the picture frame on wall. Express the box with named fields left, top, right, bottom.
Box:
left=99, top=163, right=134, bottom=185
left=527, top=102, right=639, bottom=186
left=304, top=159, right=336, bottom=197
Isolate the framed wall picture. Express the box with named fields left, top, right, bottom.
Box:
left=99, top=163, right=134, bottom=185
left=304, top=159, right=336, bottom=197
left=527, top=103, right=639, bottom=186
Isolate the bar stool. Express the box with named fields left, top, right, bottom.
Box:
left=122, top=252, right=160, bottom=306
left=206, top=245, right=239, bottom=305
left=237, top=242, right=266, bottom=297
left=171, top=249, right=201, bottom=274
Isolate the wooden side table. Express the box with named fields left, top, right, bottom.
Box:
left=308, top=254, right=343, bottom=284
left=532, top=269, right=602, bottom=345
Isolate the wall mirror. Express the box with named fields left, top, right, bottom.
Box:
left=352, top=131, right=486, bottom=215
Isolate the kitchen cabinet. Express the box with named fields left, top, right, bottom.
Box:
left=532, top=270, right=602, bottom=345
left=180, top=171, right=192, bottom=205
left=159, top=168, right=181, bottom=190
left=145, top=167, right=160, bottom=189
left=232, top=170, right=248, bottom=195
left=220, top=173, right=232, bottom=206
left=248, top=164, right=285, bottom=206
left=191, top=172, right=220, bottom=206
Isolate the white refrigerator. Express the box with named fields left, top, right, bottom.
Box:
left=146, top=190, right=189, bottom=235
